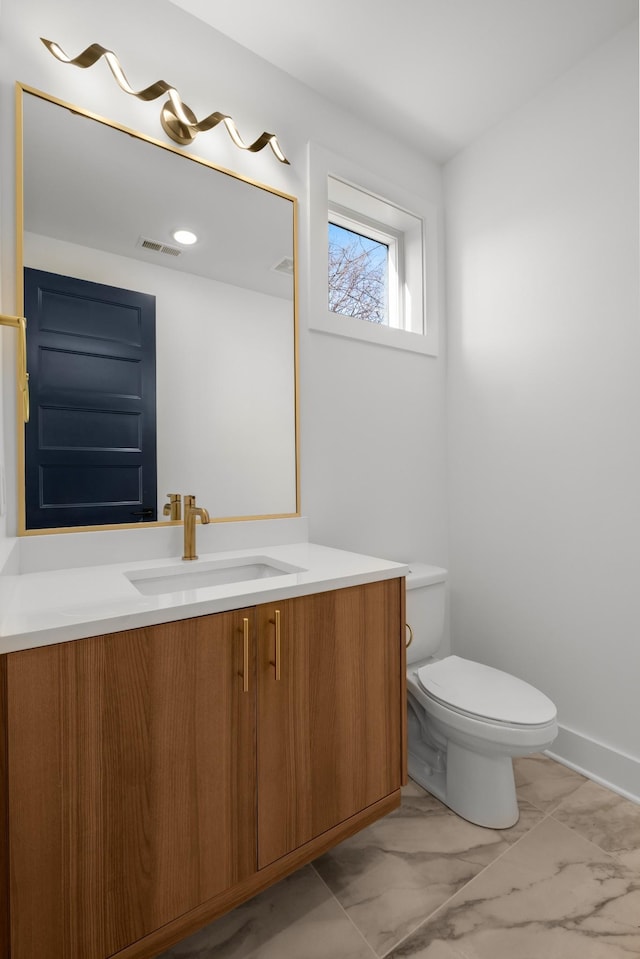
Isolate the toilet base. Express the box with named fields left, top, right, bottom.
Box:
left=407, top=752, right=448, bottom=807
left=408, top=739, right=519, bottom=829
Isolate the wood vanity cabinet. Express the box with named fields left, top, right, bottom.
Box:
left=0, top=578, right=404, bottom=959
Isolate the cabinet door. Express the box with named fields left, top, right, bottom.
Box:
left=6, top=610, right=256, bottom=959
left=257, top=579, right=402, bottom=868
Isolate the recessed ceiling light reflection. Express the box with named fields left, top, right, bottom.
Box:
left=172, top=229, right=198, bottom=245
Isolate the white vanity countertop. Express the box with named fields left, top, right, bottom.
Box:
left=0, top=542, right=408, bottom=654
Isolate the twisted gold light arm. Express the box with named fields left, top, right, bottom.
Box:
left=0, top=314, right=29, bottom=423
left=41, top=38, right=290, bottom=164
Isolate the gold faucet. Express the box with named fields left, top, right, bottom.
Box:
left=182, top=494, right=210, bottom=561
left=162, top=492, right=182, bottom=521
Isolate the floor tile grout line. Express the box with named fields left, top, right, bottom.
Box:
left=308, top=816, right=537, bottom=959
left=513, top=785, right=584, bottom=817
left=514, top=760, right=589, bottom=806
left=306, top=787, right=561, bottom=959
left=309, top=861, right=381, bottom=959
left=546, top=809, right=640, bottom=872
left=376, top=882, right=472, bottom=959
left=289, top=772, right=600, bottom=958
left=379, top=797, right=640, bottom=958
left=307, top=774, right=586, bottom=957
left=376, top=810, right=556, bottom=958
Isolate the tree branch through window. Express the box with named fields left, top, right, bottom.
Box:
left=328, top=223, right=388, bottom=325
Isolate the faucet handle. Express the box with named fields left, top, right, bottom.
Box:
left=184, top=494, right=196, bottom=510
left=162, top=492, right=182, bottom=521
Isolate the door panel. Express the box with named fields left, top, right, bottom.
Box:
left=6, top=611, right=256, bottom=959
left=257, top=580, right=402, bottom=868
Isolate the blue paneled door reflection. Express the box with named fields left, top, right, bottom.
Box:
left=24, top=268, right=157, bottom=529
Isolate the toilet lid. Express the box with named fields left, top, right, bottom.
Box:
left=417, top=655, right=556, bottom=725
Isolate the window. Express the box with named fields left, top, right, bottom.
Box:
left=327, top=176, right=425, bottom=338
left=308, top=144, right=440, bottom=356
left=328, top=210, right=399, bottom=326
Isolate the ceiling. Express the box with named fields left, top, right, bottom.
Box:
left=168, top=0, right=638, bottom=161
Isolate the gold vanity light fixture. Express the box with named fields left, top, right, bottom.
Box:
left=0, top=314, right=29, bottom=423
left=40, top=38, right=290, bottom=164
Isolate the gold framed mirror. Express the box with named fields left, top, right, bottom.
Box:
left=16, top=84, right=299, bottom=534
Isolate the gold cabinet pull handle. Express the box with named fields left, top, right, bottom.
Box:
left=274, top=609, right=281, bottom=681
left=406, top=623, right=414, bottom=649
left=242, top=617, right=249, bottom=693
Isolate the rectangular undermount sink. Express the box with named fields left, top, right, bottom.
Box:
left=125, top=556, right=304, bottom=596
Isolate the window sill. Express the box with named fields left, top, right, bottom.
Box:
left=310, top=311, right=437, bottom=355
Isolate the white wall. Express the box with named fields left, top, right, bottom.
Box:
left=445, top=22, right=639, bottom=797
left=0, top=0, right=447, bottom=568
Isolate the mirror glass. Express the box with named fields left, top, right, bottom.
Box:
left=19, top=87, right=298, bottom=532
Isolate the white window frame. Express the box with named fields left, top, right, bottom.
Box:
left=328, top=203, right=402, bottom=328
left=308, top=143, right=440, bottom=356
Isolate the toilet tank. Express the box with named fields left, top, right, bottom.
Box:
left=405, top=564, right=448, bottom=665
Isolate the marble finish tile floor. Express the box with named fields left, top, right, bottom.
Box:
left=157, top=755, right=640, bottom=959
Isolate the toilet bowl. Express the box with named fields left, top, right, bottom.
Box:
left=405, top=565, right=557, bottom=828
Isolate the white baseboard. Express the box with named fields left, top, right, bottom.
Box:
left=545, top=724, right=640, bottom=806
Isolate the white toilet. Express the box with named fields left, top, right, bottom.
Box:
left=405, top=564, right=557, bottom=828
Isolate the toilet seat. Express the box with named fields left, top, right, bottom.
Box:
left=417, top=655, right=557, bottom=727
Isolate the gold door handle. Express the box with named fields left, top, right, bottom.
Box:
left=406, top=623, right=414, bottom=648
left=242, top=617, right=249, bottom=693
left=0, top=314, right=29, bottom=423
left=274, top=609, right=281, bottom=681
